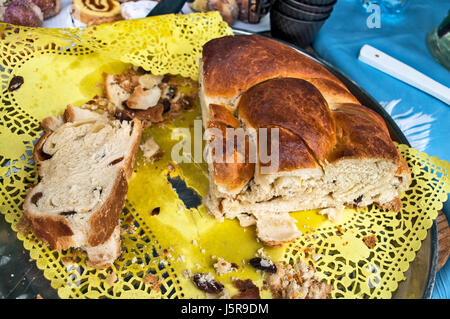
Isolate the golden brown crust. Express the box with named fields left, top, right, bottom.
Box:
left=332, top=103, right=390, bottom=136
left=260, top=126, right=318, bottom=173
left=23, top=205, right=75, bottom=251
left=121, top=119, right=142, bottom=179
left=238, top=78, right=336, bottom=164
left=207, top=105, right=253, bottom=193
left=88, top=170, right=127, bottom=246
left=306, top=78, right=359, bottom=107
left=328, top=105, right=401, bottom=163
left=209, top=104, right=240, bottom=128
left=40, top=115, right=64, bottom=132
left=63, top=105, right=79, bottom=123
left=376, top=196, right=402, bottom=211
left=207, top=121, right=255, bottom=193
left=395, top=156, right=411, bottom=177
left=202, top=35, right=347, bottom=99
left=85, top=15, right=123, bottom=26
left=33, top=131, right=52, bottom=165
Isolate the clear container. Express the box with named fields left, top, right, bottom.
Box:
left=426, top=12, right=450, bottom=71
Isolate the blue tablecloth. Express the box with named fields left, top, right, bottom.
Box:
left=313, top=0, right=450, bottom=299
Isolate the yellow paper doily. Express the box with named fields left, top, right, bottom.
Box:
left=0, top=14, right=449, bottom=299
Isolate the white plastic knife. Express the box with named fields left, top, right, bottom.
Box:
left=358, top=44, right=450, bottom=106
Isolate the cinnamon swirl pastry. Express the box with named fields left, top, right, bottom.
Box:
left=72, top=0, right=122, bottom=25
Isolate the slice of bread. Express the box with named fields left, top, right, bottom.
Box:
left=199, top=35, right=411, bottom=246
left=24, top=105, right=142, bottom=268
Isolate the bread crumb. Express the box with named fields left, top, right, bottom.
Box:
left=106, top=271, right=118, bottom=286
left=267, top=261, right=332, bottom=299
left=256, top=248, right=268, bottom=258
left=182, top=270, right=191, bottom=279
left=336, top=226, right=345, bottom=235
left=61, top=257, right=78, bottom=272
left=140, top=137, right=162, bottom=162
left=167, top=162, right=176, bottom=173
left=61, top=257, right=75, bottom=266
left=363, top=235, right=378, bottom=249
left=318, top=206, right=344, bottom=223
left=159, top=259, right=168, bottom=267
left=144, top=273, right=161, bottom=292
left=213, top=257, right=238, bottom=276
left=303, top=246, right=315, bottom=258
left=163, top=247, right=174, bottom=259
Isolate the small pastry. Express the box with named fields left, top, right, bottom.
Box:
left=72, top=0, right=122, bottom=26
left=206, top=0, right=238, bottom=25
left=188, top=0, right=208, bottom=12
left=4, top=0, right=44, bottom=27
left=30, top=0, right=60, bottom=19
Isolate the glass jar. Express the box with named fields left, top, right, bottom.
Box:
left=426, top=11, right=450, bottom=71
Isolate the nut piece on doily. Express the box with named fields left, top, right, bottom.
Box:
left=4, top=0, right=44, bottom=27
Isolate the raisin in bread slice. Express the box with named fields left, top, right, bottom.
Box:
left=24, top=105, right=142, bottom=268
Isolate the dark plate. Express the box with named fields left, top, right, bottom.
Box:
left=0, top=31, right=438, bottom=300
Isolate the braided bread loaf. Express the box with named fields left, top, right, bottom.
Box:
left=199, top=35, right=411, bottom=245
